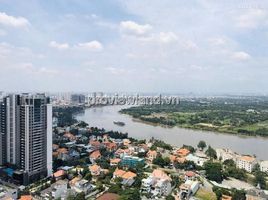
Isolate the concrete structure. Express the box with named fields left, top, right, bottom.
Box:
left=260, top=160, right=268, bottom=173
left=216, top=148, right=238, bottom=162
left=141, top=169, right=172, bottom=197
left=0, top=94, right=52, bottom=185
left=179, top=180, right=199, bottom=199
left=236, top=156, right=257, bottom=173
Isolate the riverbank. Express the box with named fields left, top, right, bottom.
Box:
left=119, top=100, right=268, bottom=138
left=124, top=114, right=268, bottom=138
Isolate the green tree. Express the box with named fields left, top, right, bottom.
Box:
left=204, top=161, right=223, bottom=183
left=205, top=146, right=217, bottom=159
left=197, top=140, right=207, bottom=150
left=76, top=192, right=86, bottom=200
left=166, top=195, right=175, bottom=200
left=254, top=171, right=267, bottom=189
left=232, top=189, right=246, bottom=200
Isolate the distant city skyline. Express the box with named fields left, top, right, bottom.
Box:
left=0, top=0, right=268, bottom=93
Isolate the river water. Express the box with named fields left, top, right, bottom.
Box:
left=75, top=105, right=268, bottom=160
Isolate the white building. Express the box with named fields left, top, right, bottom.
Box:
left=216, top=148, right=238, bottom=162
left=51, top=181, right=68, bottom=199
left=260, top=161, right=268, bottom=173
left=186, top=154, right=208, bottom=166
left=141, top=169, right=172, bottom=197
left=236, top=156, right=257, bottom=173
left=179, top=180, right=199, bottom=199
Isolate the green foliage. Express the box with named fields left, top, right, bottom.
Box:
left=153, top=155, right=170, bottom=167
left=205, top=146, right=217, bottom=159
left=120, top=97, right=268, bottom=137
left=151, top=139, right=173, bottom=150
left=197, top=140, right=207, bottom=150
left=204, top=161, right=223, bottom=183
left=166, top=195, right=175, bottom=200
left=253, top=170, right=267, bottom=189
left=53, top=106, right=83, bottom=127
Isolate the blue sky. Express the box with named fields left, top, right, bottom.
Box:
left=0, top=0, right=268, bottom=94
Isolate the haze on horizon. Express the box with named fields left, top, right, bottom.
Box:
left=0, top=0, right=268, bottom=94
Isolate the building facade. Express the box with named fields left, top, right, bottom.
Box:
left=0, top=93, right=52, bottom=185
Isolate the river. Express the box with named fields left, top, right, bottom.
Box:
left=75, top=105, right=268, bottom=160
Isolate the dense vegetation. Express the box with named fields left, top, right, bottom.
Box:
left=120, top=96, right=268, bottom=136
left=53, top=106, right=84, bottom=127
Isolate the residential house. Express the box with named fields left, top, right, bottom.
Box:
left=184, top=171, right=197, bottom=181
left=103, top=142, right=117, bottom=152
left=141, top=169, right=172, bottom=197
left=89, top=164, right=101, bottom=176
left=179, top=180, right=199, bottom=199
left=175, top=148, right=190, bottom=157
left=89, top=140, right=102, bottom=150
left=186, top=154, right=208, bottom=166
left=147, top=150, right=157, bottom=162
left=113, top=168, right=137, bottom=186
left=72, top=179, right=94, bottom=194
left=216, top=148, right=238, bottom=162
left=53, top=170, right=66, bottom=181
left=110, top=158, right=121, bottom=166
left=89, top=150, right=101, bottom=163
left=63, top=132, right=76, bottom=141
left=236, top=156, right=257, bottom=173
left=260, top=160, right=268, bottom=173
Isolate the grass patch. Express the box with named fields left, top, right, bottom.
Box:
left=195, top=188, right=217, bottom=200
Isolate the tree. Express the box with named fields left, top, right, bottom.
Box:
left=254, top=171, right=267, bottom=189
left=166, top=195, right=175, bottom=200
left=232, top=189, right=246, bottom=200
left=204, top=161, right=223, bottom=183
left=205, top=146, right=217, bottom=159
left=197, top=140, right=207, bottom=150
left=153, top=155, right=170, bottom=167
left=76, top=192, right=86, bottom=200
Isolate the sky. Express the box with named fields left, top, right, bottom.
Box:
left=0, top=0, right=268, bottom=94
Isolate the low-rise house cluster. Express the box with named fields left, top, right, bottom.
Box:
left=141, top=169, right=172, bottom=197
left=113, top=168, right=137, bottom=186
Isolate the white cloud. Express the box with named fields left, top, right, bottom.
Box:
left=77, top=40, right=103, bottom=51
left=0, top=29, right=6, bottom=36
left=232, top=51, right=251, bottom=61
left=208, top=37, right=226, bottom=46
left=120, top=20, right=152, bottom=36
left=49, top=41, right=69, bottom=50
left=236, top=9, right=267, bottom=29
left=0, top=12, right=30, bottom=28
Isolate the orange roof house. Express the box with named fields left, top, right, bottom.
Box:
left=146, top=150, right=157, bottom=161
left=89, top=164, right=101, bottom=176
left=110, top=158, right=121, bottom=166
left=113, top=168, right=137, bottom=186
left=103, top=142, right=117, bottom=151
left=63, top=132, right=76, bottom=141
left=121, top=171, right=137, bottom=179
left=89, top=140, right=101, bottom=149
left=57, top=148, right=68, bottom=154
left=89, top=150, right=101, bottom=163
left=151, top=169, right=171, bottom=181
left=53, top=170, right=66, bottom=180
left=175, top=148, right=190, bottom=157
left=113, top=168, right=126, bottom=177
